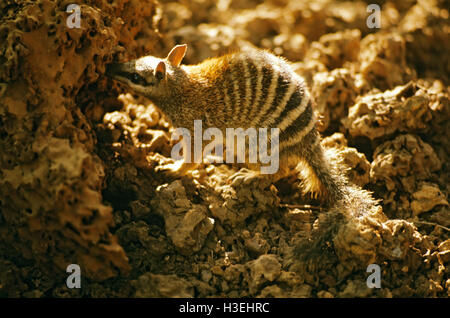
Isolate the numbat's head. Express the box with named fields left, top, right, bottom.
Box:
left=106, top=44, right=187, bottom=99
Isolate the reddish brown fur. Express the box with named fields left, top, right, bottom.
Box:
left=108, top=46, right=346, bottom=204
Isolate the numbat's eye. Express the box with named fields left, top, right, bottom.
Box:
left=132, top=73, right=140, bottom=82
left=130, top=72, right=146, bottom=85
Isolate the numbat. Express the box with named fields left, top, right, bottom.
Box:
left=106, top=44, right=346, bottom=205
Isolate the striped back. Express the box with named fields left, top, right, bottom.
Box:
left=207, top=49, right=316, bottom=149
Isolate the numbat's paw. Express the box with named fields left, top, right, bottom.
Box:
left=227, top=168, right=265, bottom=187
left=155, top=161, right=194, bottom=179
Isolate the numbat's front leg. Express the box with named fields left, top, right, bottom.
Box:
left=226, top=168, right=266, bottom=187
left=156, top=160, right=199, bottom=178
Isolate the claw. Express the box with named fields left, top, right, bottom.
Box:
left=227, top=168, right=263, bottom=187
left=155, top=161, right=196, bottom=179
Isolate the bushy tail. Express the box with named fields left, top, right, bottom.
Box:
left=295, top=146, right=380, bottom=263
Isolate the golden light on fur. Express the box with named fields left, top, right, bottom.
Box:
left=107, top=44, right=346, bottom=205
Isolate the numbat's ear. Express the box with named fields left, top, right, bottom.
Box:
left=155, top=61, right=166, bottom=80
left=167, top=44, right=187, bottom=67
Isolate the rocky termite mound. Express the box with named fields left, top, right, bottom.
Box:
left=0, top=0, right=449, bottom=297
left=0, top=0, right=162, bottom=291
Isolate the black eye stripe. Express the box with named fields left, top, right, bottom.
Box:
left=129, top=72, right=147, bottom=85
left=117, top=71, right=151, bottom=86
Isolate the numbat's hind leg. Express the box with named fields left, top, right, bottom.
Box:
left=280, top=130, right=345, bottom=205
